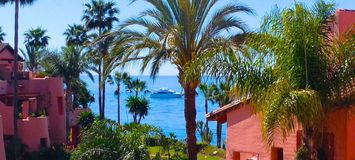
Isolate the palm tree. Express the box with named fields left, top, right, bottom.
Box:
left=44, top=46, right=94, bottom=141
left=82, top=0, right=119, bottom=119
left=126, top=96, right=149, bottom=124
left=113, top=72, right=130, bottom=124
left=63, top=24, right=88, bottom=46
left=0, top=0, right=37, bottom=158
left=24, top=27, right=50, bottom=48
left=20, top=44, right=44, bottom=72
left=0, top=26, right=5, bottom=43
left=199, top=83, right=216, bottom=140
left=210, top=82, right=232, bottom=148
left=129, top=79, right=147, bottom=97
left=119, top=1, right=253, bottom=159
left=205, top=1, right=354, bottom=159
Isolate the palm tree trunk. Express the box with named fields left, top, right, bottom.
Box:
left=102, top=79, right=106, bottom=118
left=98, top=64, right=103, bottom=119
left=13, top=0, right=20, bottom=158
left=303, top=128, right=317, bottom=159
left=133, top=113, right=137, bottom=123
left=117, top=84, right=120, bottom=124
left=184, top=85, right=198, bottom=160
left=204, top=99, right=209, bottom=138
left=98, top=28, right=103, bottom=120
left=65, top=85, right=73, bottom=143
left=138, top=116, right=142, bottom=124
left=216, top=122, right=222, bottom=148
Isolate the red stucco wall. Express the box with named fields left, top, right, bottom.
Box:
left=225, top=104, right=299, bottom=160
left=18, top=117, right=50, bottom=151
left=0, top=116, right=6, bottom=160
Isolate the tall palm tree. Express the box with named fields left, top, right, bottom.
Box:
left=24, top=27, right=50, bottom=48
left=205, top=1, right=354, bottom=159
left=44, top=46, right=94, bottom=141
left=113, top=72, right=130, bottom=124
left=20, top=44, right=44, bottom=72
left=119, top=1, right=253, bottom=159
left=63, top=24, right=88, bottom=46
left=210, top=82, right=232, bottom=148
left=82, top=0, right=119, bottom=119
left=199, top=83, right=216, bottom=140
left=0, top=26, right=5, bottom=43
left=126, top=96, right=149, bottom=124
left=0, top=0, right=37, bottom=158
left=21, top=27, right=49, bottom=72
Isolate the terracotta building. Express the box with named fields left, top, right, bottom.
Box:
left=0, top=43, right=87, bottom=159
left=207, top=9, right=355, bottom=160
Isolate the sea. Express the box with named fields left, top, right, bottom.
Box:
left=81, top=75, right=226, bottom=145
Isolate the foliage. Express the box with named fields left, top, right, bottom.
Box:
left=160, top=133, right=186, bottom=160
left=71, top=120, right=150, bottom=160
left=118, top=1, right=253, bottom=158
left=78, top=111, right=95, bottom=128
left=24, top=27, right=50, bottom=49
left=21, top=27, right=50, bottom=72
left=196, top=121, right=213, bottom=144
left=0, top=26, right=5, bottom=43
left=5, top=138, right=28, bottom=160
left=24, top=145, right=71, bottom=160
left=82, top=0, right=118, bottom=33
left=82, top=0, right=119, bottom=119
left=296, top=145, right=309, bottom=160
left=44, top=46, right=93, bottom=84
left=126, top=96, right=150, bottom=124
left=0, top=0, right=37, bottom=6
left=64, top=24, right=88, bottom=46
left=72, top=80, right=95, bottom=108
left=126, top=79, right=148, bottom=97
left=200, top=1, right=354, bottom=158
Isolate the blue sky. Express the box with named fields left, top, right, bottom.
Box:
left=0, top=0, right=354, bottom=75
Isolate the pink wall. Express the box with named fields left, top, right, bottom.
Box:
left=336, top=10, right=355, bottom=35
left=0, top=116, right=6, bottom=160
left=0, top=77, right=67, bottom=150
left=225, top=104, right=355, bottom=160
left=325, top=107, right=355, bottom=160
left=0, top=102, right=14, bottom=135
left=18, top=117, right=50, bottom=151
left=345, top=107, right=355, bottom=160
left=225, top=104, right=298, bottom=160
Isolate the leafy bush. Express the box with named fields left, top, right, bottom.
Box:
left=71, top=120, right=150, bottom=160
left=23, top=144, right=70, bottom=160
left=196, top=121, right=213, bottom=144
left=5, top=138, right=28, bottom=160
left=77, top=111, right=95, bottom=128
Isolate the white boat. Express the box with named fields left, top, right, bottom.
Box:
left=150, top=88, right=183, bottom=98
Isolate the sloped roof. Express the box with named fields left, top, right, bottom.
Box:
left=207, top=98, right=250, bottom=123
left=0, top=43, right=24, bottom=61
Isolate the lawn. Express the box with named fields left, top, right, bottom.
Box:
left=148, top=146, right=224, bottom=160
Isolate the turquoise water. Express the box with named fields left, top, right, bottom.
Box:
left=81, top=75, right=226, bottom=145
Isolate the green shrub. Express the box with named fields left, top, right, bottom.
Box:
left=71, top=120, right=150, bottom=160
left=77, top=111, right=95, bottom=128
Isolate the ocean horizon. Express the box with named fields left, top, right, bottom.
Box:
left=81, top=75, right=226, bottom=145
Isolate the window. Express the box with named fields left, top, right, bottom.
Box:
left=233, top=152, right=240, bottom=160
left=57, top=96, right=63, bottom=115
left=271, top=147, right=283, bottom=160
